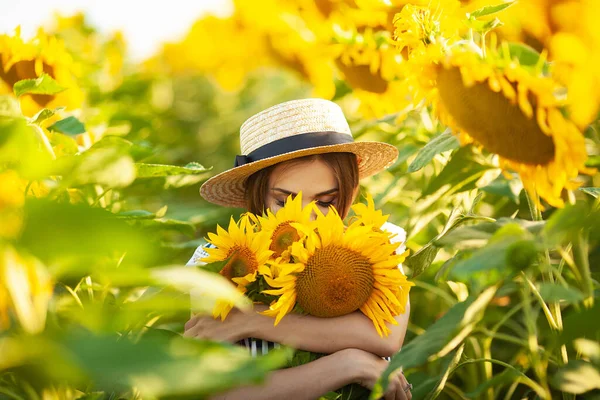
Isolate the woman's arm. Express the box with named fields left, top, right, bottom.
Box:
left=209, top=349, right=354, bottom=400
left=209, top=348, right=412, bottom=400
left=249, top=300, right=410, bottom=358
left=185, top=299, right=410, bottom=357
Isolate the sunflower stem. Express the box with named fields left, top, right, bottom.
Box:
left=572, top=231, right=594, bottom=307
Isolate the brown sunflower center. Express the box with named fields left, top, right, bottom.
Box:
left=295, top=245, right=374, bottom=317
left=436, top=66, right=556, bottom=165
left=270, top=221, right=300, bottom=257
left=0, top=60, right=56, bottom=107
left=220, top=246, right=258, bottom=280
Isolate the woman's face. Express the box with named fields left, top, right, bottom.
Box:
left=266, top=158, right=338, bottom=217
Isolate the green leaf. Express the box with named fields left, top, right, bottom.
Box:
left=481, top=174, right=523, bottom=203
left=436, top=218, right=543, bottom=249
left=135, top=162, right=210, bottom=177
left=129, top=218, right=196, bottom=237
left=507, top=43, right=548, bottom=69
left=464, top=367, right=522, bottom=398
left=13, top=73, right=66, bottom=97
left=1, top=331, right=292, bottom=398
left=544, top=202, right=599, bottom=246
left=371, top=286, right=498, bottom=398
left=470, top=1, right=514, bottom=18
left=0, top=95, right=22, bottom=119
left=557, top=301, right=600, bottom=346
left=407, top=130, right=459, bottom=173
left=538, top=283, right=585, bottom=304
left=19, top=198, right=159, bottom=270
left=48, top=116, right=87, bottom=135
left=422, top=146, right=492, bottom=197
left=551, top=360, right=600, bottom=394
left=117, top=206, right=168, bottom=220
left=405, top=243, right=439, bottom=279
left=29, top=106, right=65, bottom=125
left=579, top=187, right=600, bottom=198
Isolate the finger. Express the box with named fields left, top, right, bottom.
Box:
left=183, top=319, right=207, bottom=338
left=397, top=376, right=410, bottom=400
left=385, top=378, right=400, bottom=400
left=184, top=316, right=198, bottom=331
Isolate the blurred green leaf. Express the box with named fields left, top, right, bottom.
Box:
left=128, top=218, right=196, bottom=237
left=135, top=162, right=210, bottom=177
left=470, top=1, right=514, bottom=18
left=407, top=130, right=459, bottom=173
left=551, top=360, right=600, bottom=394
left=436, top=218, right=544, bottom=249
left=0, top=94, right=22, bottom=118
left=544, top=202, right=599, bottom=245
left=48, top=116, right=87, bottom=135
left=580, top=187, right=600, bottom=198
left=372, top=286, right=498, bottom=398
left=481, top=174, right=523, bottom=203
left=116, top=206, right=168, bottom=219
left=29, top=107, right=65, bottom=125
left=19, top=198, right=157, bottom=266
left=538, top=283, right=585, bottom=304
left=0, top=332, right=292, bottom=398
left=13, top=74, right=66, bottom=97
left=422, top=146, right=492, bottom=197
left=557, top=302, right=600, bottom=346
left=53, top=146, right=136, bottom=188
left=506, top=42, right=547, bottom=69
left=464, top=367, right=521, bottom=398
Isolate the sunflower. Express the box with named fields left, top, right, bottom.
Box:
left=262, top=208, right=413, bottom=337
left=350, top=193, right=389, bottom=230
left=0, top=28, right=83, bottom=116
left=393, top=2, right=595, bottom=209
left=258, top=192, right=314, bottom=262
left=202, top=215, right=273, bottom=320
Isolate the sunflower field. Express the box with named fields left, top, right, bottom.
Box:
left=1, top=0, right=599, bottom=399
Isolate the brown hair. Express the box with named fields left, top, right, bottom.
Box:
left=244, top=153, right=359, bottom=218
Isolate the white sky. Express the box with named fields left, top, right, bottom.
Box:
left=0, top=0, right=234, bottom=60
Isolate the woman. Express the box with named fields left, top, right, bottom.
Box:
left=184, top=98, right=413, bottom=400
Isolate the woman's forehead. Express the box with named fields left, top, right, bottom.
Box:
left=268, top=159, right=337, bottom=197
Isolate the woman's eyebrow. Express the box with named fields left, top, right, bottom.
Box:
left=271, top=188, right=339, bottom=196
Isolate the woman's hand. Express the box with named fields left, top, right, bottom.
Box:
left=343, top=348, right=413, bottom=400
left=183, top=308, right=255, bottom=343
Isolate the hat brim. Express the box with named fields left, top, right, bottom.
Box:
left=199, top=141, right=398, bottom=208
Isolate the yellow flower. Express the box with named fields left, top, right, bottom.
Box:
left=393, top=2, right=595, bottom=209
left=0, top=245, right=53, bottom=334
left=350, top=193, right=389, bottom=230
left=0, top=27, right=83, bottom=116
left=202, top=215, right=273, bottom=320
left=262, top=208, right=413, bottom=337
left=258, top=192, right=314, bottom=261
left=433, top=51, right=593, bottom=208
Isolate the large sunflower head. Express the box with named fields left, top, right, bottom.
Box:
left=202, top=215, right=273, bottom=320
left=258, top=192, right=315, bottom=262
left=0, top=28, right=83, bottom=116
left=393, top=2, right=595, bottom=209
left=261, top=207, right=413, bottom=337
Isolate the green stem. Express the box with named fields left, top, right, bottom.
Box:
left=572, top=231, right=594, bottom=307
left=454, top=358, right=549, bottom=399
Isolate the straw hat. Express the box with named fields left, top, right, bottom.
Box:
left=200, top=98, right=398, bottom=207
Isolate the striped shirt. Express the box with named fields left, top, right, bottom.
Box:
left=186, top=223, right=407, bottom=360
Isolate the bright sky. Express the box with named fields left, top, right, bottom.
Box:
left=0, top=0, right=233, bottom=60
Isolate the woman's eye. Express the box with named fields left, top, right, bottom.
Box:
left=275, top=199, right=285, bottom=207
left=317, top=200, right=334, bottom=208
